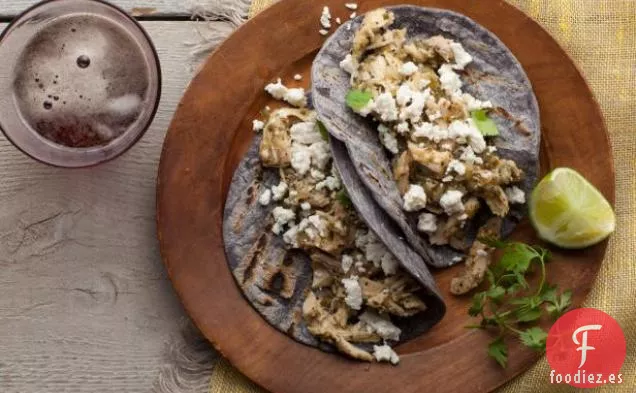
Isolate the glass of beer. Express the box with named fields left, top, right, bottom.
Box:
left=0, top=0, right=161, bottom=167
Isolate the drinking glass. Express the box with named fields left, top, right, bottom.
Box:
left=0, top=0, right=161, bottom=167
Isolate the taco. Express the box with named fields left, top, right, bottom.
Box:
left=312, top=7, right=540, bottom=294
left=223, top=105, right=445, bottom=364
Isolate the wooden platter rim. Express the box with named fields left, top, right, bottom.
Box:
left=156, top=1, right=614, bottom=392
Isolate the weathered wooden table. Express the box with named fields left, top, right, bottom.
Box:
left=0, top=2, right=228, bottom=391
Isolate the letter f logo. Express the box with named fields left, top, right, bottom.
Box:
left=572, top=325, right=602, bottom=368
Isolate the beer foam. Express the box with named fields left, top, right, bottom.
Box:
left=107, top=94, right=142, bottom=116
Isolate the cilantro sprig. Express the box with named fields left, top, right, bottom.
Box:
left=467, top=240, right=573, bottom=368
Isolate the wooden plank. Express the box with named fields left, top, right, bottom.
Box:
left=0, top=20, right=223, bottom=393
left=1, top=0, right=194, bottom=18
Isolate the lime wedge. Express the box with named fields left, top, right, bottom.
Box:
left=529, top=168, right=615, bottom=249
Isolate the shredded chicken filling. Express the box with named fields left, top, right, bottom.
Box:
left=343, top=9, right=528, bottom=294
left=258, top=107, right=426, bottom=363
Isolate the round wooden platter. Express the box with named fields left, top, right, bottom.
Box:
left=157, top=0, right=614, bottom=392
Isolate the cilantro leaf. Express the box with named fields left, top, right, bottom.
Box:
left=316, top=120, right=329, bottom=141
left=336, top=190, right=352, bottom=208
left=511, top=296, right=543, bottom=323
left=486, top=286, right=506, bottom=304
left=545, top=289, right=573, bottom=318
left=558, top=290, right=572, bottom=311
left=507, top=282, right=525, bottom=295
left=481, top=316, right=500, bottom=328
left=515, top=307, right=542, bottom=323
left=494, top=273, right=518, bottom=289
left=346, top=89, right=373, bottom=111
left=509, top=296, right=540, bottom=307
left=488, top=263, right=507, bottom=283
left=469, top=292, right=486, bottom=317
left=471, top=110, right=499, bottom=137
left=519, top=327, right=548, bottom=351
left=482, top=241, right=548, bottom=275
left=541, top=284, right=558, bottom=301
left=499, top=243, right=540, bottom=274
left=514, top=272, right=530, bottom=289
left=479, top=237, right=508, bottom=249
left=488, top=337, right=508, bottom=368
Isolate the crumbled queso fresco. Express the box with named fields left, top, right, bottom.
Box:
left=255, top=85, right=429, bottom=363
left=320, top=6, right=332, bottom=29
left=341, top=9, right=528, bottom=295
left=403, top=184, right=427, bottom=212
left=372, top=344, right=400, bottom=364
left=318, top=3, right=360, bottom=36
left=252, top=119, right=265, bottom=132
left=264, top=78, right=307, bottom=107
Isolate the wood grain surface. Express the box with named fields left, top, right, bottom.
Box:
left=1, top=0, right=193, bottom=18
left=0, top=21, right=208, bottom=393
left=157, top=1, right=614, bottom=393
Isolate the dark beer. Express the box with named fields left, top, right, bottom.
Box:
left=0, top=0, right=161, bottom=167
left=14, top=15, right=151, bottom=148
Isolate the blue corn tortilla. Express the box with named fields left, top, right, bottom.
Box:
left=223, top=135, right=445, bottom=354
left=311, top=6, right=540, bottom=268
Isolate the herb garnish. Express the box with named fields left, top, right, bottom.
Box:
left=467, top=240, right=573, bottom=368
left=345, top=89, right=373, bottom=111
left=316, top=120, right=329, bottom=141
left=471, top=109, right=499, bottom=137
left=336, top=189, right=353, bottom=208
